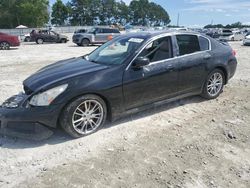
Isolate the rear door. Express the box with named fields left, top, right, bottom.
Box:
left=95, top=28, right=107, bottom=43
left=48, top=31, right=59, bottom=42
left=175, top=34, right=211, bottom=93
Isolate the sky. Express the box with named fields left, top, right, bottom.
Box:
left=50, top=0, right=250, bottom=27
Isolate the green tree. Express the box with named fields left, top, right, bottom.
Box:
left=129, top=0, right=170, bottom=26
left=0, top=0, right=49, bottom=28
left=66, top=0, right=170, bottom=26
left=51, top=0, right=69, bottom=26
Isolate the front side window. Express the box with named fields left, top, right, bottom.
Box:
left=176, top=35, right=200, bottom=56
left=87, top=36, right=145, bottom=65
left=138, top=36, right=172, bottom=62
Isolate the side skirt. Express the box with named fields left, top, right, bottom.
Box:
left=111, top=91, right=201, bottom=122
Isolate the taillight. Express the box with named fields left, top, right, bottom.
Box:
left=107, top=35, right=113, bottom=41
left=232, top=50, right=236, bottom=56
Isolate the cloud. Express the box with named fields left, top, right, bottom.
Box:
left=184, top=0, right=250, bottom=12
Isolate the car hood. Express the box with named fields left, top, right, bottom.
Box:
left=23, top=57, right=109, bottom=93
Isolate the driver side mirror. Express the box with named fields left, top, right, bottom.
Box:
left=133, top=57, right=150, bottom=68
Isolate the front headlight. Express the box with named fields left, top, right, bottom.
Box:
left=30, top=84, right=68, bottom=106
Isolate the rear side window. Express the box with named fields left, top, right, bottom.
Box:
left=199, top=36, right=210, bottom=51
left=112, top=29, right=120, bottom=33
left=103, top=29, right=110, bottom=33
left=176, top=35, right=200, bottom=56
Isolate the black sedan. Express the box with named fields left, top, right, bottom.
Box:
left=0, top=31, right=237, bottom=138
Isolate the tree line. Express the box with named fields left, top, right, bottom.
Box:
left=204, top=22, right=250, bottom=29
left=0, top=0, right=49, bottom=28
left=0, top=0, right=170, bottom=29
left=52, top=0, right=170, bottom=27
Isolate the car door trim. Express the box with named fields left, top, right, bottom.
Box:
left=126, top=33, right=212, bottom=70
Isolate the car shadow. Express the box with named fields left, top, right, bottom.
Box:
left=0, top=95, right=206, bottom=149
left=6, top=48, right=19, bottom=50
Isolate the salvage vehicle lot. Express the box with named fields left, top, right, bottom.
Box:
left=0, top=39, right=250, bottom=187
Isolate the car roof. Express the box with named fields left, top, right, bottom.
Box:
left=122, top=30, right=205, bottom=40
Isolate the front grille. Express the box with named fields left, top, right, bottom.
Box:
left=23, top=85, right=33, bottom=95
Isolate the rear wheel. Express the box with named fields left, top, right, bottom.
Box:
left=61, top=38, right=67, bottom=43
left=36, top=38, right=44, bottom=44
left=201, top=69, right=225, bottom=99
left=0, top=42, right=10, bottom=50
left=24, top=36, right=31, bottom=42
left=60, top=95, right=107, bottom=138
left=81, top=39, right=90, bottom=47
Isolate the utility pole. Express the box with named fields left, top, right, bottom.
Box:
left=211, top=19, right=214, bottom=25
left=177, top=13, right=180, bottom=27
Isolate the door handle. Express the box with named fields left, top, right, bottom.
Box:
left=165, top=64, right=174, bottom=71
left=204, top=54, right=212, bottom=60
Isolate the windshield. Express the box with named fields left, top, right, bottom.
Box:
left=87, top=36, right=145, bottom=65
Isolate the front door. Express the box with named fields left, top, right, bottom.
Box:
left=123, top=36, right=179, bottom=110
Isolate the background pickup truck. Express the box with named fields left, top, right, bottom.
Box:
left=72, top=27, right=121, bottom=46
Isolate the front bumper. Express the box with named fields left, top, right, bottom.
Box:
left=72, top=37, right=80, bottom=44
left=0, top=94, right=63, bottom=139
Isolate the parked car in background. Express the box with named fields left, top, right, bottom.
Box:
left=24, top=33, right=31, bottom=42
left=72, top=27, right=120, bottom=46
left=219, top=29, right=233, bottom=41
left=243, top=32, right=250, bottom=46
left=228, top=31, right=245, bottom=41
left=206, top=31, right=220, bottom=39
left=0, top=32, right=20, bottom=50
left=0, top=31, right=237, bottom=138
left=30, top=30, right=69, bottom=44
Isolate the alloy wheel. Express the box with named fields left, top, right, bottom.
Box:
left=72, top=100, right=104, bottom=135
left=207, top=72, right=223, bottom=97
left=0, top=42, right=10, bottom=50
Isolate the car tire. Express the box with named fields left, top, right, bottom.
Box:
left=60, top=94, right=107, bottom=138
left=61, top=39, right=67, bottom=43
left=201, top=69, right=225, bottom=100
left=24, top=36, right=31, bottom=42
left=0, top=41, right=10, bottom=50
left=36, top=38, right=44, bottom=44
left=81, top=39, right=90, bottom=47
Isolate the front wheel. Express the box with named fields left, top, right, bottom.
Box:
left=201, top=69, right=225, bottom=99
left=81, top=39, right=90, bottom=47
left=60, top=95, right=107, bottom=138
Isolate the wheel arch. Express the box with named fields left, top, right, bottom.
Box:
left=57, top=92, right=112, bottom=128
left=213, top=66, right=228, bottom=84
left=81, top=38, right=90, bottom=43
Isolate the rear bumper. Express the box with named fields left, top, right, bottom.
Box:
left=11, top=41, right=20, bottom=47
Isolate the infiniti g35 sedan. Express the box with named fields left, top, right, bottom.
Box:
left=0, top=31, right=237, bottom=138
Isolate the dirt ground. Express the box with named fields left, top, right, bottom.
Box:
left=0, top=38, right=249, bottom=188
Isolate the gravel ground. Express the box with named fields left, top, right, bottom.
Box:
left=0, top=39, right=249, bottom=188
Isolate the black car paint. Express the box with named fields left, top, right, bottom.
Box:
left=0, top=31, right=237, bottom=131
